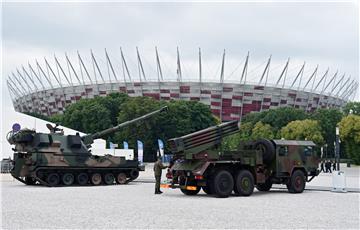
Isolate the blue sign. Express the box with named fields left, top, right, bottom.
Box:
left=158, top=139, right=164, bottom=150
left=12, top=123, right=21, bottom=132
left=137, top=140, right=143, bottom=150
left=123, top=141, right=129, bottom=149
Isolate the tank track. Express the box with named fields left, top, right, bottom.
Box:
left=13, top=166, right=140, bottom=187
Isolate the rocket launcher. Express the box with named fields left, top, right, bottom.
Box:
left=167, top=120, right=240, bottom=159
left=82, top=106, right=168, bottom=146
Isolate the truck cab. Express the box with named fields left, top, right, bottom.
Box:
left=274, top=140, right=319, bottom=179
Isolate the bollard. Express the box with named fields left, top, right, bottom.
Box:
left=331, top=171, right=347, bottom=193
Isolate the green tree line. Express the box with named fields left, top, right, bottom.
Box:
left=44, top=93, right=217, bottom=161
left=28, top=95, right=360, bottom=164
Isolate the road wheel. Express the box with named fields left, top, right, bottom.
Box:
left=62, top=173, right=74, bottom=186
left=25, top=177, right=36, bottom=185
left=104, top=173, right=115, bottom=185
left=235, top=170, right=254, bottom=196
left=256, top=178, right=272, bottom=191
left=77, top=173, right=88, bottom=186
left=129, top=169, right=139, bottom=180
left=287, top=170, right=305, bottom=193
left=47, top=173, right=60, bottom=186
left=201, top=186, right=213, bottom=195
left=116, top=173, right=127, bottom=184
left=180, top=187, right=201, bottom=195
left=211, top=170, right=234, bottom=198
left=91, top=173, right=102, bottom=185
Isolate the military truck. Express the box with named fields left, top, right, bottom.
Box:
left=7, top=106, right=167, bottom=186
left=161, top=121, right=320, bottom=197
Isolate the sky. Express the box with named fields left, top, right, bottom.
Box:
left=1, top=1, right=359, bottom=119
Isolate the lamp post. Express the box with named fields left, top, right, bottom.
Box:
left=335, top=127, right=340, bottom=171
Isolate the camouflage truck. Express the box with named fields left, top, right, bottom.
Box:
left=7, top=107, right=167, bottom=187
left=161, top=121, right=320, bottom=198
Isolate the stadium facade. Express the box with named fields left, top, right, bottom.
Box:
left=6, top=48, right=358, bottom=121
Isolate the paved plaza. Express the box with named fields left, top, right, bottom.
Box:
left=1, top=164, right=359, bottom=229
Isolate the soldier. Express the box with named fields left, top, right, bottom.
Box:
left=154, top=156, right=167, bottom=194
left=332, top=161, right=337, bottom=171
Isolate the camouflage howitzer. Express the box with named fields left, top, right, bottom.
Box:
left=7, top=106, right=167, bottom=186
left=162, top=121, right=320, bottom=197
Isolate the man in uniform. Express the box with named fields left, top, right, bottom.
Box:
left=154, top=157, right=168, bottom=194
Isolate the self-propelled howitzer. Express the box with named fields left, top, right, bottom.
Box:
left=7, top=106, right=167, bottom=187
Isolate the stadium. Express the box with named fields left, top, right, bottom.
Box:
left=6, top=48, right=358, bottom=121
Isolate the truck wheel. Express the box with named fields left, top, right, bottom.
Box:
left=287, top=170, right=305, bottom=193
left=180, top=187, right=201, bottom=195
left=235, top=170, right=254, bottom=196
left=256, top=179, right=272, bottom=191
left=91, top=173, right=102, bottom=185
left=25, top=177, right=36, bottom=185
left=211, top=170, right=234, bottom=198
left=116, top=173, right=127, bottom=184
left=202, top=186, right=213, bottom=195
left=77, top=173, right=88, bottom=185
left=130, top=169, right=139, bottom=180
left=47, top=173, right=60, bottom=186
left=255, top=139, right=275, bottom=164
left=104, top=173, right=115, bottom=185
left=62, top=173, right=75, bottom=186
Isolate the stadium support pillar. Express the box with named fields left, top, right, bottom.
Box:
left=220, top=49, right=225, bottom=122
left=292, top=62, right=305, bottom=108
left=304, top=65, right=318, bottom=112
left=260, top=55, right=271, bottom=112
left=198, top=47, right=202, bottom=99
left=137, top=47, right=145, bottom=96
left=239, top=52, right=249, bottom=122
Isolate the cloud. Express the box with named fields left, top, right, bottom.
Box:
left=2, top=1, right=359, bottom=103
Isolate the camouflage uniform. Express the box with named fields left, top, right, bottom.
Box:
left=154, top=159, right=167, bottom=194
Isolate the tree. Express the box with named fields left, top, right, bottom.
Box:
left=338, top=115, right=360, bottom=164
left=61, top=93, right=129, bottom=134
left=242, top=107, right=309, bottom=137
left=280, top=119, right=324, bottom=145
left=311, top=109, right=343, bottom=157
left=222, top=122, right=253, bottom=151
left=343, top=102, right=360, bottom=115
left=260, top=107, right=308, bottom=132
left=114, top=97, right=217, bottom=161
left=251, top=121, right=274, bottom=140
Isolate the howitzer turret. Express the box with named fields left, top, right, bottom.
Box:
left=7, top=106, right=167, bottom=187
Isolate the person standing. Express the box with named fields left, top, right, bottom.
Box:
left=154, top=157, right=167, bottom=194
left=333, top=161, right=337, bottom=171
left=320, top=161, right=325, bottom=173
left=325, top=160, right=330, bottom=173
left=328, top=161, right=332, bottom=173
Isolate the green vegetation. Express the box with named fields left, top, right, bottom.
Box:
left=338, top=115, right=360, bottom=164
left=280, top=119, right=324, bottom=145
left=343, top=101, right=360, bottom=115
left=50, top=93, right=217, bottom=161
left=28, top=96, right=360, bottom=164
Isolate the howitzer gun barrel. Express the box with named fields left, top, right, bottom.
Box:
left=168, top=120, right=240, bottom=155
left=82, top=106, right=167, bottom=144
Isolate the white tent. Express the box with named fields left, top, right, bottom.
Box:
left=1, top=108, right=105, bottom=159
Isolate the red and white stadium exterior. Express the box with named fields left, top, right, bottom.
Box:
left=6, top=49, right=358, bottom=121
